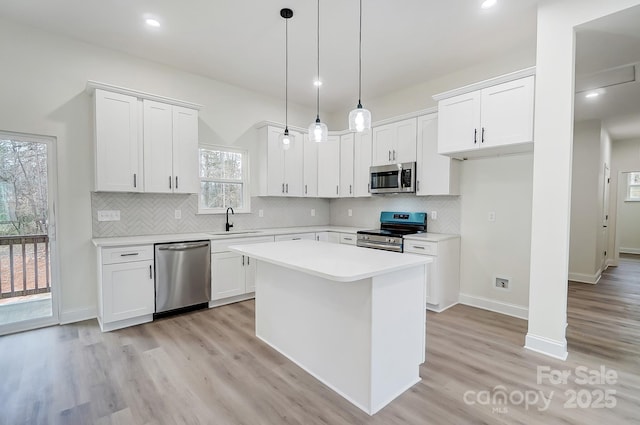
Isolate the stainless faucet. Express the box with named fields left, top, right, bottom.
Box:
left=226, top=207, right=234, bottom=231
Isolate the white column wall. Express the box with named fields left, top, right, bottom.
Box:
left=526, top=0, right=640, bottom=360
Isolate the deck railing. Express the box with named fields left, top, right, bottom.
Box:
left=0, top=235, right=50, bottom=299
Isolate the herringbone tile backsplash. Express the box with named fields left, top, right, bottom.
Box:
left=91, top=193, right=460, bottom=237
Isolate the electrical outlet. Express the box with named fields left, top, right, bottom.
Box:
left=348, top=209, right=353, bottom=217
left=258, top=209, right=264, bottom=218
left=495, top=277, right=510, bottom=289
left=97, top=210, right=120, bottom=222
left=431, top=211, right=437, bottom=220
left=174, top=209, right=181, bottom=219
left=311, top=209, right=316, bottom=217
left=488, top=211, right=496, bottom=222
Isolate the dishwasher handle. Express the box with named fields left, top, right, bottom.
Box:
left=157, top=242, right=210, bottom=251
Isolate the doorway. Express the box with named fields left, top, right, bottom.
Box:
left=0, top=131, right=59, bottom=334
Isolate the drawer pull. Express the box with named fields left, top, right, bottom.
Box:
left=413, top=246, right=425, bottom=250
left=292, top=238, right=302, bottom=240
left=344, top=237, right=353, bottom=241
left=149, top=265, right=152, bottom=279
left=120, top=253, right=140, bottom=257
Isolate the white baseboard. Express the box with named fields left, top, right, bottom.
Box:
left=525, top=333, right=568, bottom=360
left=620, top=247, right=640, bottom=255
left=606, top=258, right=618, bottom=268
left=59, top=306, right=97, bottom=325
left=568, top=270, right=601, bottom=284
left=458, top=293, right=528, bottom=320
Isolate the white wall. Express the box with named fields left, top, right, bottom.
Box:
left=459, top=154, right=533, bottom=319
left=527, top=0, right=640, bottom=360
left=568, top=120, right=610, bottom=282
left=609, top=139, right=640, bottom=259
left=0, top=18, right=315, bottom=322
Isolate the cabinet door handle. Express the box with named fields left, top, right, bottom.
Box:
left=120, top=253, right=139, bottom=257
left=286, top=183, right=289, bottom=193
left=169, top=176, right=172, bottom=189
left=368, top=183, right=370, bottom=193
left=388, top=150, right=391, bottom=161
left=247, top=257, right=250, bottom=265
left=149, top=265, right=153, bottom=279
left=242, top=255, right=245, bottom=266
left=175, top=176, right=179, bottom=189
left=393, top=150, right=396, bottom=161
left=474, top=128, right=478, bottom=144
left=481, top=127, right=485, bottom=144
left=350, top=184, right=352, bottom=194
left=133, top=173, right=137, bottom=188
left=316, top=235, right=319, bottom=241
left=305, top=184, right=308, bottom=195
left=336, top=185, right=339, bottom=195
left=282, top=183, right=285, bottom=193
left=417, top=180, right=420, bottom=192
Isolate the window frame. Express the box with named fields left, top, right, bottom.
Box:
left=197, top=144, right=251, bottom=214
left=625, top=172, right=640, bottom=202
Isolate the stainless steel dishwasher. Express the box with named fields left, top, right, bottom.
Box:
left=154, top=241, right=211, bottom=315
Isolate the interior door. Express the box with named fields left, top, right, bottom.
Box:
left=602, top=164, right=610, bottom=269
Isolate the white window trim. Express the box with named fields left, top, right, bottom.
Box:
left=625, top=172, right=640, bottom=202
left=197, top=144, right=251, bottom=214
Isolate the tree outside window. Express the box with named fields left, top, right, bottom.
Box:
left=199, top=146, right=250, bottom=213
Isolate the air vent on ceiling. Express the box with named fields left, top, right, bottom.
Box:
left=575, top=64, right=636, bottom=93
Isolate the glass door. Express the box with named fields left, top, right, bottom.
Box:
left=0, top=131, right=59, bottom=334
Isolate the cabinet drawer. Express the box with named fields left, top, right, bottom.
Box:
left=274, top=233, right=316, bottom=242
left=211, top=236, right=274, bottom=253
left=102, top=245, right=154, bottom=265
left=339, top=233, right=357, bottom=245
left=404, top=241, right=438, bottom=256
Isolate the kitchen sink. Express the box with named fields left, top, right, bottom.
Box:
left=207, top=230, right=263, bottom=236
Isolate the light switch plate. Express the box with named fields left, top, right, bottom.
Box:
left=174, top=209, right=181, bottom=219
left=311, top=209, right=316, bottom=217
left=348, top=209, right=353, bottom=217
left=431, top=211, right=437, bottom=220
left=259, top=209, right=264, bottom=217
left=488, top=212, right=496, bottom=222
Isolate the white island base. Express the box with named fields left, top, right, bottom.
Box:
left=231, top=240, right=429, bottom=415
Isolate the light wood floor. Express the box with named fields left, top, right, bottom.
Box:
left=1, top=257, right=639, bottom=425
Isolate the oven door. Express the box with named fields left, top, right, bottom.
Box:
left=370, top=162, right=415, bottom=194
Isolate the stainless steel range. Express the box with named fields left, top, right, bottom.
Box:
left=357, top=211, right=427, bottom=252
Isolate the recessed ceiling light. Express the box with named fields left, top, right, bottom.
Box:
left=145, top=18, right=160, bottom=28
left=481, top=0, right=497, bottom=9
left=313, top=80, right=323, bottom=87
left=585, top=92, right=600, bottom=98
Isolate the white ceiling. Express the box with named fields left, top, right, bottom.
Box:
left=0, top=0, right=539, bottom=113
left=574, top=5, right=640, bottom=140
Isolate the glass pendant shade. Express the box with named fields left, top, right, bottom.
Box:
left=279, top=128, right=295, bottom=150
left=348, top=105, right=372, bottom=133
left=308, top=118, right=328, bottom=143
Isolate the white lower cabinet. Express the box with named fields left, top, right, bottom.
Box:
left=211, top=236, right=274, bottom=304
left=97, top=244, right=155, bottom=331
left=403, top=236, right=460, bottom=312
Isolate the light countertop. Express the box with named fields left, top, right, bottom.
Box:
left=92, top=225, right=368, bottom=247
left=403, top=232, right=460, bottom=242
left=229, top=240, right=431, bottom=282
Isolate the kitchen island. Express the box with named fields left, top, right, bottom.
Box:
left=229, top=240, right=431, bottom=415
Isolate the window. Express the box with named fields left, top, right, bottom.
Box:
left=627, top=172, right=640, bottom=202
left=198, top=146, right=250, bottom=213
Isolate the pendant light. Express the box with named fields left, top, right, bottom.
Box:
left=348, top=0, right=371, bottom=132
left=308, top=0, right=328, bottom=143
left=279, top=8, right=295, bottom=150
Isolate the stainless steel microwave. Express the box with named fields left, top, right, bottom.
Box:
left=369, top=162, right=416, bottom=194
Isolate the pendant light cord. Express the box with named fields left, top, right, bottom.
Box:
left=358, top=0, right=362, bottom=106
left=285, top=15, right=289, bottom=131
left=316, top=0, right=320, bottom=121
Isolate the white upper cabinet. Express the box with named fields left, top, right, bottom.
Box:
left=416, top=113, right=459, bottom=196
left=339, top=133, right=354, bottom=198
left=172, top=106, right=200, bottom=194
left=256, top=125, right=304, bottom=197
left=143, top=100, right=199, bottom=194
left=353, top=130, right=372, bottom=197
left=372, top=118, right=417, bottom=166
left=317, top=135, right=340, bottom=198
left=303, top=134, right=318, bottom=197
left=435, top=70, right=535, bottom=159
left=94, top=89, right=143, bottom=192
left=91, top=83, right=201, bottom=193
